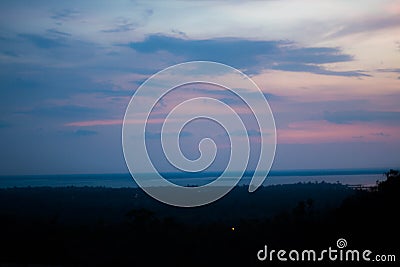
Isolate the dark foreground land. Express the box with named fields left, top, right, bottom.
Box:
left=0, top=173, right=399, bottom=266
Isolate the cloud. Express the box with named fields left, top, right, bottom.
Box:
left=46, top=28, right=72, bottom=37
left=0, top=0, right=399, bottom=176
left=17, top=105, right=103, bottom=119
left=18, top=34, right=66, bottom=49
left=2, top=51, right=19, bottom=57
left=324, top=110, right=400, bottom=124
left=370, top=132, right=390, bottom=137
left=376, top=68, right=400, bottom=80
left=101, top=8, right=153, bottom=33
left=171, top=29, right=188, bottom=38
left=145, top=130, right=193, bottom=140
left=101, top=18, right=137, bottom=33
left=263, top=93, right=285, bottom=101
left=126, top=34, right=364, bottom=76
left=0, top=121, right=12, bottom=129
left=0, top=60, right=117, bottom=104
left=377, top=68, right=400, bottom=73
left=65, top=119, right=122, bottom=127
left=271, top=63, right=370, bottom=77
left=230, top=129, right=261, bottom=137
left=330, top=15, right=400, bottom=38
left=269, top=46, right=352, bottom=64
left=51, top=9, right=80, bottom=22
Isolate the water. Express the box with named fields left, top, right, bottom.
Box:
left=0, top=169, right=387, bottom=188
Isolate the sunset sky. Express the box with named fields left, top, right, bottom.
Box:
left=1, top=0, right=400, bottom=175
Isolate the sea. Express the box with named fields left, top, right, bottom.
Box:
left=0, top=169, right=388, bottom=188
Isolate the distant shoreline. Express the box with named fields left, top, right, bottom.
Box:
left=0, top=168, right=388, bottom=188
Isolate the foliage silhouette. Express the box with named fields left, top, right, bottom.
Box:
left=0, top=172, right=399, bottom=266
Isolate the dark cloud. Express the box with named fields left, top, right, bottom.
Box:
left=127, top=35, right=282, bottom=73
left=46, top=28, right=72, bottom=36
left=2, top=51, right=19, bottom=57
left=18, top=34, right=66, bottom=49
left=379, top=68, right=400, bottom=80
left=324, top=110, right=400, bottom=124
left=126, top=35, right=364, bottom=76
left=0, top=60, right=114, bottom=101
left=17, top=105, right=103, bottom=119
left=267, top=46, right=352, bottom=64
left=377, top=68, right=400, bottom=73
left=218, top=97, right=243, bottom=106
left=263, top=93, right=284, bottom=101
left=230, top=129, right=261, bottom=137
left=58, top=128, right=99, bottom=137
left=129, top=35, right=278, bottom=55
left=145, top=131, right=192, bottom=140
left=0, top=121, right=12, bottom=129
left=145, top=131, right=161, bottom=140
left=271, top=63, right=370, bottom=77
left=370, top=132, right=390, bottom=137
left=218, top=92, right=284, bottom=105
left=101, top=18, right=137, bottom=33
left=144, top=8, right=153, bottom=16
left=171, top=29, right=188, bottom=38
left=1, top=32, right=99, bottom=68
left=0, top=76, right=40, bottom=91
left=102, top=8, right=153, bottom=33
left=51, top=9, right=80, bottom=22
left=331, top=15, right=400, bottom=38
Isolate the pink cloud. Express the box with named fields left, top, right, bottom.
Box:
left=278, top=120, right=400, bottom=144
left=65, top=119, right=123, bottom=127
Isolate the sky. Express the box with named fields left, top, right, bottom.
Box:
left=0, top=0, right=400, bottom=175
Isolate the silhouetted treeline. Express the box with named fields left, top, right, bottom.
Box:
left=334, top=169, right=400, bottom=254
left=0, top=175, right=399, bottom=266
